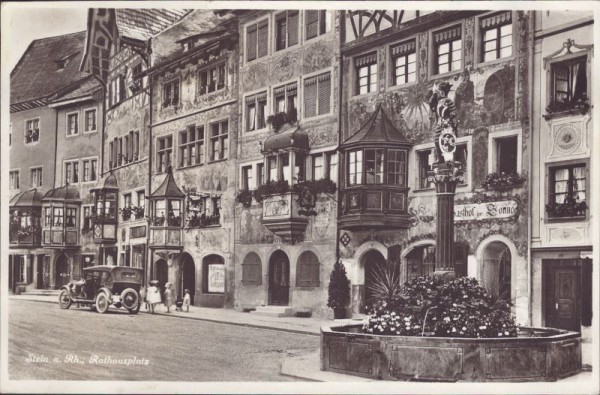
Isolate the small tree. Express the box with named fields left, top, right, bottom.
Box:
left=327, top=260, right=351, bottom=318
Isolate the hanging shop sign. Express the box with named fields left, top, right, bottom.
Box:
left=454, top=200, right=518, bottom=221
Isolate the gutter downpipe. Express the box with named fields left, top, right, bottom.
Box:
left=527, top=11, right=535, bottom=327
left=336, top=11, right=345, bottom=263
left=146, top=38, right=154, bottom=287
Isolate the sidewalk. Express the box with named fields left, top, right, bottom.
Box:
left=9, top=294, right=363, bottom=337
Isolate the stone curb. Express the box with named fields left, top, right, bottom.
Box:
left=10, top=296, right=321, bottom=337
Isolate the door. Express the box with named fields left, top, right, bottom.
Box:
left=269, top=251, right=290, bottom=306
left=155, top=259, right=169, bottom=302
left=545, top=262, right=581, bottom=332
left=55, top=255, right=69, bottom=289
left=363, top=250, right=386, bottom=313
left=181, top=254, right=195, bottom=304
left=36, top=256, right=44, bottom=289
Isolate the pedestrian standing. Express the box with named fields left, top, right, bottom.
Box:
left=183, top=289, right=191, bottom=312
left=164, top=282, right=174, bottom=313
left=147, top=281, right=161, bottom=314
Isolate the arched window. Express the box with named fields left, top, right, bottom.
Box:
left=202, top=255, right=225, bottom=294
left=296, top=251, right=320, bottom=287
left=241, top=252, right=262, bottom=285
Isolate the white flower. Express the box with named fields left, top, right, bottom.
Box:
left=498, top=332, right=503, bottom=336
left=479, top=325, right=487, bottom=330
left=504, top=331, right=509, bottom=336
left=462, top=327, right=466, bottom=331
left=452, top=327, right=457, bottom=333
left=443, top=317, right=451, bottom=323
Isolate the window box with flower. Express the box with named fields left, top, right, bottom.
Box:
left=481, top=172, right=525, bottom=191
left=546, top=197, right=587, bottom=219
left=131, top=206, right=145, bottom=220
left=119, top=207, right=133, bottom=221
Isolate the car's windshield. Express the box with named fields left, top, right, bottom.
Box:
left=85, top=271, right=102, bottom=281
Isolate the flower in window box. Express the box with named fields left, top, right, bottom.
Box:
left=131, top=206, right=145, bottom=220
left=152, top=215, right=165, bottom=226
left=481, top=172, right=525, bottom=191
left=119, top=207, right=132, bottom=221
left=545, top=196, right=587, bottom=218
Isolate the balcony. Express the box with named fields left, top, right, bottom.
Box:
left=339, top=186, right=411, bottom=230
left=261, top=192, right=309, bottom=243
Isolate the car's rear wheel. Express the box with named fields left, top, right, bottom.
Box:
left=58, top=290, right=72, bottom=309
left=95, top=292, right=109, bottom=314
left=121, top=288, right=139, bottom=314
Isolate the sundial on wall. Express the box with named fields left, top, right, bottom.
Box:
left=554, top=124, right=581, bottom=154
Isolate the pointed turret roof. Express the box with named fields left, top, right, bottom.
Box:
left=341, top=104, right=412, bottom=148
left=90, top=171, right=119, bottom=192
left=149, top=166, right=185, bottom=199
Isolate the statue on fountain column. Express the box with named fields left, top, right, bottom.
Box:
left=428, top=82, right=458, bottom=164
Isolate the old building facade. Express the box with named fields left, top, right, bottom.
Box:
left=9, top=31, right=103, bottom=293
left=144, top=10, right=239, bottom=307
left=338, top=10, right=533, bottom=324
left=530, top=10, right=594, bottom=345
left=232, top=10, right=341, bottom=317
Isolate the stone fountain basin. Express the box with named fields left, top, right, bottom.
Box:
left=321, top=324, right=581, bottom=382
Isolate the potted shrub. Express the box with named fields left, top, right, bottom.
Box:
left=327, top=260, right=351, bottom=319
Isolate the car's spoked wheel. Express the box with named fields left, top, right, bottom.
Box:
left=95, top=292, right=109, bottom=314
left=58, top=290, right=72, bottom=309
left=121, top=288, right=139, bottom=314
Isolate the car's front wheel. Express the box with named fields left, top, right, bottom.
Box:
left=95, top=292, right=110, bottom=314
left=58, top=289, right=72, bottom=309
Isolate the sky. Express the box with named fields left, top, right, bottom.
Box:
left=4, top=5, right=88, bottom=72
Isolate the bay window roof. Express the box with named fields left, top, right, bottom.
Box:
left=150, top=166, right=185, bottom=198
left=9, top=189, right=43, bottom=208
left=90, top=171, right=119, bottom=192
left=262, top=124, right=309, bottom=154
left=42, top=184, right=81, bottom=203
left=341, top=104, right=412, bottom=149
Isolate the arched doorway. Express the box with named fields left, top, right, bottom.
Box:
left=269, top=251, right=290, bottom=306
left=180, top=253, right=196, bottom=304
left=362, top=250, right=386, bottom=312
left=55, top=255, right=69, bottom=289
left=482, top=241, right=511, bottom=301
left=154, top=259, right=168, bottom=302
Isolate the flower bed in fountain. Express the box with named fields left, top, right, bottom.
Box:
left=320, top=276, right=581, bottom=381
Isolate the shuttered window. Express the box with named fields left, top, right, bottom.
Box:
left=296, top=251, right=320, bottom=287
left=247, top=24, right=257, bottom=61
left=242, top=252, right=262, bottom=285
left=257, top=20, right=268, bottom=58
left=306, top=10, right=328, bottom=40
left=275, top=11, right=299, bottom=51
left=304, top=72, right=331, bottom=118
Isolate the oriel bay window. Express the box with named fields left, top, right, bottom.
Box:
left=433, top=25, right=462, bottom=74
left=339, top=106, right=412, bottom=229
left=246, top=92, right=267, bottom=132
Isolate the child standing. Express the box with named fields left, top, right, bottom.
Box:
left=164, top=282, right=174, bottom=313
left=183, top=289, right=191, bottom=312
left=146, top=281, right=161, bottom=314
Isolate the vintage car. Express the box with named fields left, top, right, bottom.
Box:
left=58, top=265, right=143, bottom=314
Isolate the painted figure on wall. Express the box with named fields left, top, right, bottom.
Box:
left=428, top=82, right=458, bottom=163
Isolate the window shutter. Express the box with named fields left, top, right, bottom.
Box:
left=306, top=10, right=319, bottom=39
left=119, top=75, right=126, bottom=101
left=288, top=11, right=299, bottom=46
left=453, top=243, right=468, bottom=277
left=247, top=25, right=257, bottom=61
left=304, top=77, right=318, bottom=118
left=27, top=256, right=33, bottom=284
left=581, top=258, right=592, bottom=326
left=317, top=73, right=331, bottom=115
left=433, top=26, right=462, bottom=44
left=296, top=252, right=320, bottom=287
left=480, top=11, right=511, bottom=28
left=257, top=21, right=268, bottom=58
